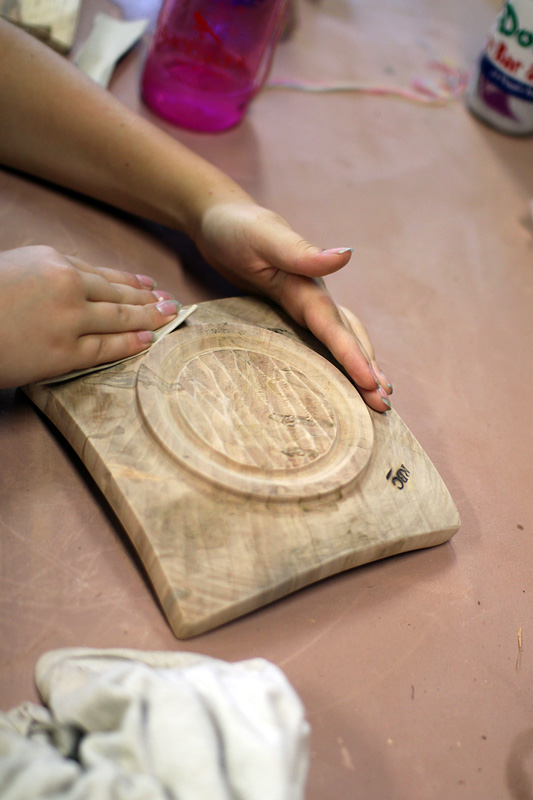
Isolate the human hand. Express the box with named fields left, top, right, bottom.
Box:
left=0, top=246, right=180, bottom=388
left=196, top=203, right=392, bottom=412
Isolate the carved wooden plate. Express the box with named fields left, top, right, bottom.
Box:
left=24, top=297, right=460, bottom=638
left=136, top=324, right=373, bottom=501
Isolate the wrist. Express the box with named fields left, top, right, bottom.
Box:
left=185, top=182, right=255, bottom=247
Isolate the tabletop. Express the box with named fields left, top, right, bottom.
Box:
left=1, top=1, right=532, bottom=798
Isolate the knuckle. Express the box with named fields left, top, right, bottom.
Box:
left=110, top=269, right=137, bottom=288
left=85, top=335, right=108, bottom=366
left=38, top=254, right=82, bottom=297
left=32, top=244, right=61, bottom=261
left=112, top=283, right=127, bottom=304
left=53, top=268, right=84, bottom=299
left=113, top=303, right=128, bottom=324
left=145, top=307, right=161, bottom=329
left=298, top=238, right=317, bottom=255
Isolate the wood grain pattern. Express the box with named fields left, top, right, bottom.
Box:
left=24, top=297, right=461, bottom=638
left=137, top=324, right=373, bottom=501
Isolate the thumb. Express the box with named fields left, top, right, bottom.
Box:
left=299, top=245, right=354, bottom=277
left=269, top=237, right=353, bottom=278
left=253, top=213, right=353, bottom=277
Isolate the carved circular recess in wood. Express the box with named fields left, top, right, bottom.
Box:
left=136, top=324, right=373, bottom=500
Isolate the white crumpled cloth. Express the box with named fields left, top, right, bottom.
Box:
left=0, top=648, right=310, bottom=799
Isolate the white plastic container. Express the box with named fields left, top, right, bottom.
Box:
left=467, top=0, right=533, bottom=135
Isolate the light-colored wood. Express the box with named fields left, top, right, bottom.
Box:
left=136, top=323, right=374, bottom=501
left=24, top=297, right=460, bottom=638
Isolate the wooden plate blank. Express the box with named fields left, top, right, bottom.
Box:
left=24, top=297, right=460, bottom=638
left=136, top=324, right=373, bottom=501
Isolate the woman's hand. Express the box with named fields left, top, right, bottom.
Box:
left=196, top=202, right=393, bottom=412
left=0, top=23, right=393, bottom=405
left=0, top=246, right=179, bottom=388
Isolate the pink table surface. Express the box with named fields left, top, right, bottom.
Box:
left=1, top=1, right=532, bottom=798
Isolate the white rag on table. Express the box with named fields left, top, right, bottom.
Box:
left=0, top=647, right=310, bottom=799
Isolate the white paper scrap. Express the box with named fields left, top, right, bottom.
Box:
left=75, top=12, right=148, bottom=88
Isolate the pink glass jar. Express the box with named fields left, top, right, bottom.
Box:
left=141, top=0, right=288, bottom=132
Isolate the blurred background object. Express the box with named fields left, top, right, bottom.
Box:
left=0, top=0, right=82, bottom=52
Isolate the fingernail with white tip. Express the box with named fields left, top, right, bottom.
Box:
left=152, top=290, right=173, bottom=302
left=136, top=274, right=157, bottom=288
left=322, top=247, right=353, bottom=255
left=156, top=299, right=179, bottom=316
left=378, top=385, right=392, bottom=409
left=375, top=366, right=393, bottom=394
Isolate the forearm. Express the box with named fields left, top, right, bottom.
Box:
left=0, top=19, right=252, bottom=239
left=0, top=22, right=393, bottom=410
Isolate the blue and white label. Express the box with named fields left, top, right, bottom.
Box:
left=468, top=0, right=533, bottom=133
left=480, top=54, right=533, bottom=101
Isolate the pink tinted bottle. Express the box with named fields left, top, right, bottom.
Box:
left=141, top=0, right=288, bottom=132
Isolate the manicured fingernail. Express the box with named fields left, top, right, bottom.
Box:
left=137, top=330, right=155, bottom=344
left=378, top=385, right=392, bottom=409
left=373, top=364, right=393, bottom=393
left=378, top=371, right=393, bottom=394
left=322, top=247, right=353, bottom=255
left=136, top=273, right=157, bottom=288
left=156, top=299, right=179, bottom=316
left=152, top=290, right=173, bottom=301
